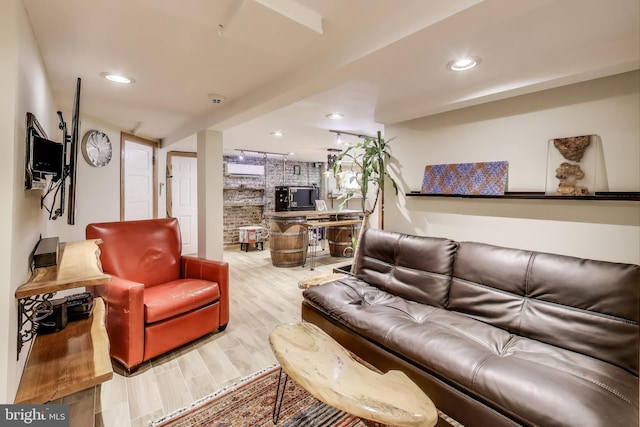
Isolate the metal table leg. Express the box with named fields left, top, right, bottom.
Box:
left=272, top=368, right=289, bottom=424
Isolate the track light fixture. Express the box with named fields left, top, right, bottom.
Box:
left=236, top=149, right=291, bottom=158
left=328, top=129, right=375, bottom=145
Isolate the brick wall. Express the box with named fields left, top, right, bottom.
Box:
left=223, top=155, right=324, bottom=245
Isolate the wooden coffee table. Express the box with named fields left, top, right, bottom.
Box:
left=269, top=322, right=438, bottom=427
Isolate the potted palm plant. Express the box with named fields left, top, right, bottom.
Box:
left=333, top=131, right=398, bottom=269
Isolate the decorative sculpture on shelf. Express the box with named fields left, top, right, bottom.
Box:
left=552, top=135, right=593, bottom=196
left=555, top=162, right=588, bottom=196
left=553, top=135, right=591, bottom=162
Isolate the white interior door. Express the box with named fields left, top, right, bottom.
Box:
left=168, top=153, right=198, bottom=255
left=122, top=135, right=157, bottom=220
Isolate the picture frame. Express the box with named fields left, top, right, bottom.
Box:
left=315, top=199, right=327, bottom=211
left=293, top=165, right=301, bottom=175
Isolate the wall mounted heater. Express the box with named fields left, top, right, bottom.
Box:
left=225, top=163, right=265, bottom=176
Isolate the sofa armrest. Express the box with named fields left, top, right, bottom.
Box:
left=181, top=256, right=230, bottom=327
left=93, top=275, right=145, bottom=369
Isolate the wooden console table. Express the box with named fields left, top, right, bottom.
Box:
left=14, top=239, right=113, bottom=403
left=14, top=298, right=112, bottom=403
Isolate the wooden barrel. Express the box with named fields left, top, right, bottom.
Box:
left=269, top=216, right=308, bottom=267
left=328, top=213, right=361, bottom=257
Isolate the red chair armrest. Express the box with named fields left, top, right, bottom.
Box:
left=181, top=256, right=229, bottom=326
left=93, top=275, right=145, bottom=369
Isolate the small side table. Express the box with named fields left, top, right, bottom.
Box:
left=269, top=322, right=438, bottom=426
left=238, top=226, right=268, bottom=252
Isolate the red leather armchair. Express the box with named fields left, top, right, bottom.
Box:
left=86, top=218, right=229, bottom=371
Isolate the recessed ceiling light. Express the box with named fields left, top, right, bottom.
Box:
left=446, top=57, right=480, bottom=71
left=101, top=72, right=135, bottom=84
left=271, top=131, right=284, bottom=137
left=326, top=113, right=344, bottom=120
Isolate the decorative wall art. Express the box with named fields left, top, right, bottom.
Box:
left=545, top=134, right=605, bottom=196
left=420, top=161, right=509, bottom=196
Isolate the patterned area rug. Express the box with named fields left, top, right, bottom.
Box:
left=150, top=366, right=366, bottom=427
left=151, top=365, right=463, bottom=427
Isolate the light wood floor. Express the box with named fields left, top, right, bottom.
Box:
left=53, top=243, right=351, bottom=427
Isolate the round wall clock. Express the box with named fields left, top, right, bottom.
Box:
left=82, top=130, right=112, bottom=167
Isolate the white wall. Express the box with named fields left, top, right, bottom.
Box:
left=197, top=130, right=224, bottom=260
left=1, top=0, right=59, bottom=403
left=1, top=2, right=152, bottom=402
left=46, top=114, right=123, bottom=242
left=0, top=0, right=20, bottom=405
left=385, top=71, right=640, bottom=265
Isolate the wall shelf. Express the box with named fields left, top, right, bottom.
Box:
left=223, top=203, right=266, bottom=207
left=16, top=239, right=111, bottom=357
left=14, top=298, right=112, bottom=404
left=16, top=239, right=111, bottom=299
left=406, top=191, right=640, bottom=201
left=14, top=239, right=113, bottom=403
left=223, top=187, right=265, bottom=191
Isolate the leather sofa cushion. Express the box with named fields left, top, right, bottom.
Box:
left=144, top=279, right=220, bottom=323
left=450, top=242, right=640, bottom=375
left=355, top=228, right=457, bottom=308
left=303, top=277, right=639, bottom=427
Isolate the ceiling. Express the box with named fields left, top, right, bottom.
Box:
left=23, top=0, right=640, bottom=161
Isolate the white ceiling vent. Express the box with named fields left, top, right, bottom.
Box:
left=226, top=163, right=265, bottom=176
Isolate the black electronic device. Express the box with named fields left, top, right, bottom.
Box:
left=275, top=185, right=319, bottom=211
left=24, top=77, right=81, bottom=225
left=31, top=135, right=64, bottom=178
left=37, top=297, right=68, bottom=334
left=66, top=292, right=94, bottom=321
left=33, top=236, right=60, bottom=268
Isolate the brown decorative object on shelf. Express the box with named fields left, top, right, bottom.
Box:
left=553, top=135, right=591, bottom=162
left=555, top=162, right=589, bottom=196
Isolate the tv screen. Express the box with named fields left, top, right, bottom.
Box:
left=32, top=134, right=63, bottom=177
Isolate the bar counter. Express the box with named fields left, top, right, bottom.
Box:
left=265, top=210, right=363, bottom=268
left=265, top=210, right=362, bottom=220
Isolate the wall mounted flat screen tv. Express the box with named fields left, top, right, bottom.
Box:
left=24, top=77, right=81, bottom=224
left=31, top=134, right=63, bottom=178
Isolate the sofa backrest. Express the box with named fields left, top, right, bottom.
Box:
left=449, top=241, right=639, bottom=375
left=354, top=228, right=457, bottom=308
left=86, top=218, right=182, bottom=287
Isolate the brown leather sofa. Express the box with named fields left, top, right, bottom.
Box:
left=302, top=228, right=639, bottom=427
left=86, top=218, right=229, bottom=371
